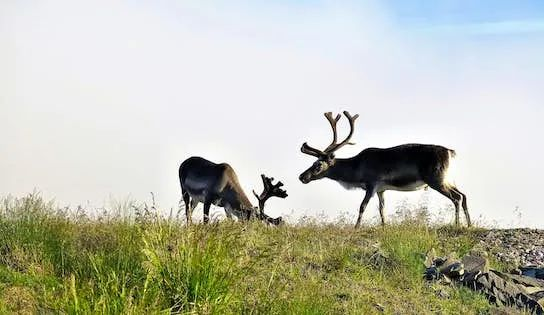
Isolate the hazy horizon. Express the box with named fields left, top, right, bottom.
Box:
left=1, top=1, right=543, bottom=227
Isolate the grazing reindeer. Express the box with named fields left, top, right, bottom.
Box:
left=298, top=111, right=471, bottom=228
left=179, top=156, right=286, bottom=225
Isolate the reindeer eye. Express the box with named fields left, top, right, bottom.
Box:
left=312, top=162, right=326, bottom=174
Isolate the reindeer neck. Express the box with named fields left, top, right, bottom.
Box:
left=325, top=158, right=360, bottom=183
left=226, top=183, right=254, bottom=211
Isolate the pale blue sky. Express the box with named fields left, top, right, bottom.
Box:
left=1, top=1, right=543, bottom=226
left=388, top=0, right=544, bottom=23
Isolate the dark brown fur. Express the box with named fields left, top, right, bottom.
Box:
left=179, top=156, right=283, bottom=225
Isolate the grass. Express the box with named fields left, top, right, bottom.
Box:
left=0, top=193, right=505, bottom=314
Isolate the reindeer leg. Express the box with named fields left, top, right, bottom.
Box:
left=182, top=190, right=192, bottom=225
left=203, top=200, right=211, bottom=224
left=224, top=209, right=233, bottom=220
left=355, top=187, right=375, bottom=228
left=450, top=189, right=463, bottom=227
left=430, top=183, right=462, bottom=226
left=451, top=186, right=471, bottom=227
left=377, top=191, right=386, bottom=226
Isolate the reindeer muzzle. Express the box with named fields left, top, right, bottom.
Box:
left=299, top=173, right=310, bottom=184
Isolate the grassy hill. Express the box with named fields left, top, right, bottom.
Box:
left=0, top=194, right=519, bottom=314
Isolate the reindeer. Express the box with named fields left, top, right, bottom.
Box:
left=179, top=156, right=286, bottom=225
left=298, top=111, right=471, bottom=228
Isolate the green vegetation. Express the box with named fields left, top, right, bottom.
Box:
left=0, top=193, right=501, bottom=314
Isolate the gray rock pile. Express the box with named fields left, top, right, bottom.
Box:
left=424, top=251, right=544, bottom=314
left=477, top=229, right=544, bottom=267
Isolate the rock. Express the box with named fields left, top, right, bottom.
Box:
left=477, top=229, right=544, bottom=268
left=462, top=255, right=488, bottom=274
left=462, top=255, right=488, bottom=282
left=424, top=266, right=440, bottom=281
left=374, top=303, right=385, bottom=312
left=444, top=262, right=465, bottom=278
left=424, top=252, right=544, bottom=314
left=521, top=267, right=544, bottom=280
left=424, top=252, right=466, bottom=283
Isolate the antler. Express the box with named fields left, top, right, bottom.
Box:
left=323, top=112, right=341, bottom=151
left=324, top=111, right=359, bottom=153
left=300, top=111, right=359, bottom=157
left=252, top=174, right=288, bottom=213
left=300, top=142, right=326, bottom=157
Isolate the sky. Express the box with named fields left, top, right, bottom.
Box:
left=1, top=1, right=543, bottom=227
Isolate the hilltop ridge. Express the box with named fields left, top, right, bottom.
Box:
left=0, top=194, right=540, bottom=314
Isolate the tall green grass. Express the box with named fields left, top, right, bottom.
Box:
left=0, top=193, right=495, bottom=314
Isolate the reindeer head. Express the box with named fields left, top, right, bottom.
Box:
left=299, top=111, right=359, bottom=183
left=252, top=174, right=287, bottom=226
left=268, top=216, right=283, bottom=226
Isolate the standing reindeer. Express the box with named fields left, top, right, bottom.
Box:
left=179, top=156, right=286, bottom=225
left=298, top=111, right=471, bottom=227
